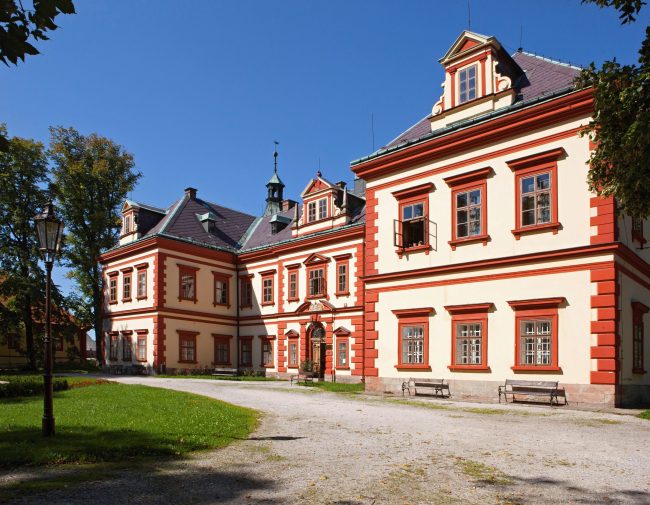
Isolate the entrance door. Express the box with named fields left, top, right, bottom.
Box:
left=311, top=340, right=326, bottom=378
left=308, top=323, right=326, bottom=378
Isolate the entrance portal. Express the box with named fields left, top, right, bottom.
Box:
left=308, top=323, right=326, bottom=378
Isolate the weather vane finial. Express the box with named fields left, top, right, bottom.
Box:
left=273, top=141, right=279, bottom=174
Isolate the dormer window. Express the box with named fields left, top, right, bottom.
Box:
left=124, top=215, right=131, bottom=234
left=308, top=201, right=316, bottom=222
left=318, top=198, right=327, bottom=220
left=459, top=64, right=477, bottom=104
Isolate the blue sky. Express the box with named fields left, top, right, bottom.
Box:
left=2, top=0, right=648, bottom=295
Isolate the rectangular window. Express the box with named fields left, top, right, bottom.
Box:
left=393, top=307, right=432, bottom=369
left=55, top=336, right=64, bottom=352
left=240, top=277, right=252, bottom=308
left=288, top=271, right=298, bottom=301
left=137, top=270, right=147, bottom=299
left=456, top=323, right=482, bottom=365
left=261, top=338, right=274, bottom=367
left=446, top=302, right=492, bottom=370
left=337, top=341, right=348, bottom=368
left=108, top=274, right=118, bottom=303
left=633, top=302, right=648, bottom=373
left=308, top=201, right=316, bottom=222
left=124, top=215, right=131, bottom=234
left=458, top=64, right=477, bottom=104
left=213, top=335, right=231, bottom=366
left=178, top=331, right=197, bottom=363
left=509, top=297, right=563, bottom=371
left=213, top=273, right=230, bottom=307
left=401, top=325, right=424, bottom=364
left=520, top=172, right=551, bottom=227
left=122, top=272, right=132, bottom=301
left=308, top=267, right=325, bottom=297
left=7, top=333, right=20, bottom=351
left=444, top=167, right=491, bottom=249
left=508, top=148, right=563, bottom=239
left=122, top=333, right=132, bottom=361
left=632, top=217, right=646, bottom=244
left=401, top=202, right=426, bottom=248
left=240, top=337, right=253, bottom=366
left=318, top=198, right=327, bottom=220
left=336, top=263, right=348, bottom=295
left=456, top=189, right=482, bottom=238
left=136, top=332, right=147, bottom=362
left=178, top=265, right=198, bottom=302
left=261, top=274, right=274, bottom=305
left=109, top=333, right=118, bottom=361
left=519, top=320, right=552, bottom=366
left=289, top=341, right=298, bottom=367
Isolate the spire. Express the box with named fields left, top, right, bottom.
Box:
left=273, top=141, right=278, bottom=174
left=264, top=141, right=285, bottom=216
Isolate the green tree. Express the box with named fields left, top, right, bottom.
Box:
left=579, top=0, right=650, bottom=217
left=49, top=126, right=141, bottom=365
left=0, top=1, right=75, bottom=151
left=0, top=125, right=49, bottom=369
left=0, top=0, right=75, bottom=66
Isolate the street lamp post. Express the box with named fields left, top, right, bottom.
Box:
left=34, top=201, right=64, bottom=437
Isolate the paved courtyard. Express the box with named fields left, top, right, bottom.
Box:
left=3, top=378, right=650, bottom=504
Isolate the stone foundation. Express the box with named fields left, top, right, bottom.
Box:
left=367, top=377, right=617, bottom=409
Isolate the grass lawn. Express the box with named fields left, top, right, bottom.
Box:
left=300, top=381, right=364, bottom=393
left=154, top=374, right=282, bottom=381
left=640, top=410, right=650, bottom=420
left=0, top=382, right=257, bottom=467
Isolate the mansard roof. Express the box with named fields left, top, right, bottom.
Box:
left=369, top=49, right=581, bottom=157
left=107, top=181, right=365, bottom=256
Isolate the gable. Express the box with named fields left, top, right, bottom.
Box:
left=301, top=177, right=336, bottom=198
left=440, top=30, right=493, bottom=64
left=303, top=253, right=331, bottom=265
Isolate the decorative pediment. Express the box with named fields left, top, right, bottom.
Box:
left=439, top=30, right=494, bottom=64
left=301, top=176, right=337, bottom=198
left=333, top=326, right=351, bottom=336
left=295, top=299, right=336, bottom=313
left=284, top=329, right=299, bottom=338
left=303, top=253, right=330, bottom=265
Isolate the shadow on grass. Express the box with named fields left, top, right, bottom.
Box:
left=0, top=462, right=278, bottom=505
left=0, top=427, right=238, bottom=468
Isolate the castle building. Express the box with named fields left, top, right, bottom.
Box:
left=100, top=31, right=650, bottom=407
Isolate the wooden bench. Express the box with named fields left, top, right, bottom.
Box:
left=212, top=368, right=238, bottom=377
left=498, top=379, right=566, bottom=405
left=290, top=371, right=314, bottom=385
left=402, top=378, right=450, bottom=398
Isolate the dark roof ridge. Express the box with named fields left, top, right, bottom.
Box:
left=197, top=197, right=257, bottom=219
left=350, top=86, right=581, bottom=166
left=515, top=50, right=583, bottom=71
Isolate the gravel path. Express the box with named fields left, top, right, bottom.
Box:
left=3, top=377, right=650, bottom=505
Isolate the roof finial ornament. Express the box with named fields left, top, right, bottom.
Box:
left=317, top=170, right=322, bottom=178
left=273, top=140, right=279, bottom=174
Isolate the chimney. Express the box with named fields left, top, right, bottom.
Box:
left=336, top=181, right=347, bottom=189
left=281, top=199, right=297, bottom=211
left=184, top=187, right=197, bottom=199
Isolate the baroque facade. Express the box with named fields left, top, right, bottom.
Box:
left=100, top=32, right=650, bottom=407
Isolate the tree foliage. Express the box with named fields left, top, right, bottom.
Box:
left=579, top=0, right=650, bottom=217
left=0, top=124, right=49, bottom=368
left=49, top=126, right=141, bottom=363
left=0, top=0, right=75, bottom=66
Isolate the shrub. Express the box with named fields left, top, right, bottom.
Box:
left=0, top=375, right=69, bottom=398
